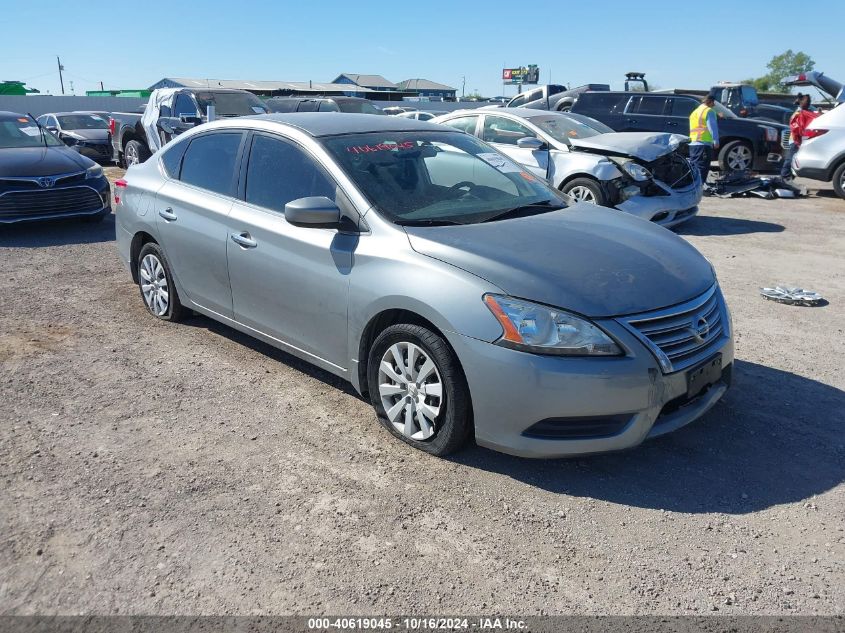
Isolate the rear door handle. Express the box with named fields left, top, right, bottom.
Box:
left=230, top=232, right=257, bottom=248
left=666, top=121, right=678, bottom=127
left=158, top=208, right=177, bottom=221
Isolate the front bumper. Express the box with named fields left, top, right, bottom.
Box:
left=448, top=313, right=734, bottom=459
left=614, top=176, right=703, bottom=229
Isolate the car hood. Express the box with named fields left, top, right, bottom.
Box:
left=63, top=129, right=110, bottom=142
left=569, top=132, right=687, bottom=162
left=0, top=145, right=93, bottom=178
left=404, top=205, right=714, bottom=318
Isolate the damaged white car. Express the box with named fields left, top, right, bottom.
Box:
left=433, top=108, right=702, bottom=228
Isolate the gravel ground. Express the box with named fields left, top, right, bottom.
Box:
left=1, top=167, right=843, bottom=616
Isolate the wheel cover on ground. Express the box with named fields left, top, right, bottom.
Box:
left=727, top=145, right=752, bottom=170
left=378, top=341, right=443, bottom=441
left=139, top=254, right=169, bottom=316
left=567, top=185, right=597, bottom=204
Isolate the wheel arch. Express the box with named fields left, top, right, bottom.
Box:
left=129, top=231, right=157, bottom=284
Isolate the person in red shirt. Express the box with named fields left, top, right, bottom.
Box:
left=782, top=94, right=820, bottom=179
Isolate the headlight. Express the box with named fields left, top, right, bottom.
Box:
left=620, top=161, right=653, bottom=182
left=760, top=125, right=779, bottom=142
left=483, top=294, right=623, bottom=356
left=85, top=164, right=103, bottom=179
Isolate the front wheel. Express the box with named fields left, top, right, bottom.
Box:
left=718, top=140, right=753, bottom=172
left=367, top=324, right=471, bottom=456
left=832, top=162, right=845, bottom=199
left=561, top=177, right=607, bottom=206
left=137, top=242, right=184, bottom=322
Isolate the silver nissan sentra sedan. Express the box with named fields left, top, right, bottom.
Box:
left=115, top=113, right=734, bottom=458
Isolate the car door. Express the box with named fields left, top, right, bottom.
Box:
left=154, top=131, right=245, bottom=318
left=480, top=114, right=549, bottom=178
left=622, top=95, right=668, bottom=132
left=666, top=97, right=697, bottom=135
left=226, top=132, right=352, bottom=370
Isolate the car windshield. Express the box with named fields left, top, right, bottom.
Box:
left=57, top=114, right=108, bottom=130
left=194, top=91, right=269, bottom=116
left=529, top=115, right=607, bottom=144
left=322, top=131, right=566, bottom=225
left=338, top=100, right=385, bottom=115
left=712, top=101, right=737, bottom=119
left=0, top=117, right=63, bottom=148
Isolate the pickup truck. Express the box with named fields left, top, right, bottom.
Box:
left=109, top=88, right=269, bottom=166
left=570, top=91, right=788, bottom=172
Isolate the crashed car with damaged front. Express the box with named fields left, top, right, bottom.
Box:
left=434, top=108, right=702, bottom=228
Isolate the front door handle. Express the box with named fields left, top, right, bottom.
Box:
left=158, top=208, right=177, bottom=221
left=230, top=232, right=257, bottom=248
left=666, top=121, right=678, bottom=127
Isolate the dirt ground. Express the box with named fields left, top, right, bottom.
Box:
left=0, top=168, right=842, bottom=616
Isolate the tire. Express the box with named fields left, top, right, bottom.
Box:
left=136, top=242, right=184, bottom=322
left=556, top=102, right=573, bottom=112
left=718, top=140, right=753, bottom=172
left=832, top=162, right=845, bottom=199
left=561, top=177, right=608, bottom=206
left=367, top=324, right=471, bottom=456
left=124, top=139, right=151, bottom=167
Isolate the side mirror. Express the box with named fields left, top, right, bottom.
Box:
left=517, top=136, right=545, bottom=150
left=284, top=196, right=341, bottom=228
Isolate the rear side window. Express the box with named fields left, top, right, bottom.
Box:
left=245, top=134, right=335, bottom=214
left=635, top=96, right=667, bottom=115
left=670, top=98, right=697, bottom=117
left=179, top=132, right=243, bottom=196
left=297, top=101, right=318, bottom=112
left=160, top=140, right=188, bottom=178
left=576, top=93, right=629, bottom=113
left=442, top=116, right=478, bottom=135
left=319, top=101, right=340, bottom=112
left=482, top=115, right=534, bottom=145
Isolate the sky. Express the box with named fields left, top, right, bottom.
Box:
left=2, top=0, right=844, bottom=98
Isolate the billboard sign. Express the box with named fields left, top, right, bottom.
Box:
left=502, top=65, right=540, bottom=85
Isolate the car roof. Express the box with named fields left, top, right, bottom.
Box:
left=439, top=107, right=574, bottom=121
left=40, top=111, right=107, bottom=117
left=235, top=112, right=447, bottom=137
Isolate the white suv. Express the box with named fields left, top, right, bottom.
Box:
left=794, top=104, right=845, bottom=199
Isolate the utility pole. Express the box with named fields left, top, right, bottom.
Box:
left=100, top=81, right=104, bottom=91
left=57, top=56, right=65, bottom=95
left=461, top=76, right=465, bottom=98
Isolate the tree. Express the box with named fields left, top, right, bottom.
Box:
left=765, top=50, right=815, bottom=91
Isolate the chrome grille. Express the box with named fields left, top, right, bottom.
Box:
left=618, top=285, right=729, bottom=373
left=0, top=186, right=104, bottom=219
left=781, top=129, right=791, bottom=149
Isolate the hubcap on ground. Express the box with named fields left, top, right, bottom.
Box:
left=567, top=185, right=596, bottom=204
left=377, top=341, right=443, bottom=441
left=139, top=254, right=169, bottom=316
left=727, top=145, right=752, bottom=170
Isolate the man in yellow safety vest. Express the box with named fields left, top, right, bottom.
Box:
left=688, top=95, right=720, bottom=188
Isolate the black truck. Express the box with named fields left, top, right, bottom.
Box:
left=108, top=88, right=268, bottom=166
left=570, top=91, right=788, bottom=172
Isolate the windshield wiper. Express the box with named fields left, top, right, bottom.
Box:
left=480, top=200, right=564, bottom=223
left=394, top=218, right=466, bottom=226
left=27, top=112, right=48, bottom=148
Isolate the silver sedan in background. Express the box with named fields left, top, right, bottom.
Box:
left=434, top=108, right=702, bottom=228
left=115, top=114, right=733, bottom=458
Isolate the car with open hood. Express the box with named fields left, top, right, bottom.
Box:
left=37, top=111, right=112, bottom=163
left=0, top=111, right=111, bottom=224
left=115, top=113, right=733, bottom=458
left=433, top=108, right=702, bottom=228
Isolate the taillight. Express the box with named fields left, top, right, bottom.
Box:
left=108, top=117, right=116, bottom=135
left=114, top=178, right=127, bottom=204
left=803, top=128, right=828, bottom=139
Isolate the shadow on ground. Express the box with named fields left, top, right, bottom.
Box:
left=451, top=360, right=844, bottom=514
left=677, top=215, right=785, bottom=236
left=0, top=213, right=114, bottom=247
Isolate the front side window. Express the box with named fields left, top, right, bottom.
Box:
left=319, top=101, right=340, bottom=112
left=508, top=93, right=527, bottom=108
left=482, top=116, right=534, bottom=145
left=637, top=97, right=667, bottom=115
left=670, top=98, right=697, bottom=117
left=441, top=116, right=478, bottom=135
left=173, top=94, right=198, bottom=118
left=297, top=101, right=319, bottom=112
left=322, top=131, right=565, bottom=225
left=245, top=134, right=335, bottom=213
left=194, top=91, right=268, bottom=116
left=179, top=132, right=243, bottom=195
left=0, top=117, right=63, bottom=148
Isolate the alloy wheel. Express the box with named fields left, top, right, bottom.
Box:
left=567, top=185, right=597, bottom=204
left=139, top=254, right=169, bottom=316
left=125, top=144, right=139, bottom=166
left=727, top=145, right=752, bottom=170
left=377, top=341, right=443, bottom=441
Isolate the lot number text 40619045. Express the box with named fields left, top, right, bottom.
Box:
left=307, top=617, right=528, bottom=630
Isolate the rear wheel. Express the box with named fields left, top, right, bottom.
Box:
left=718, top=140, right=753, bottom=172
left=137, top=243, right=184, bottom=322
left=832, top=162, right=845, bottom=199
left=561, top=177, right=607, bottom=206
left=124, top=139, right=150, bottom=167
left=367, top=324, right=471, bottom=456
